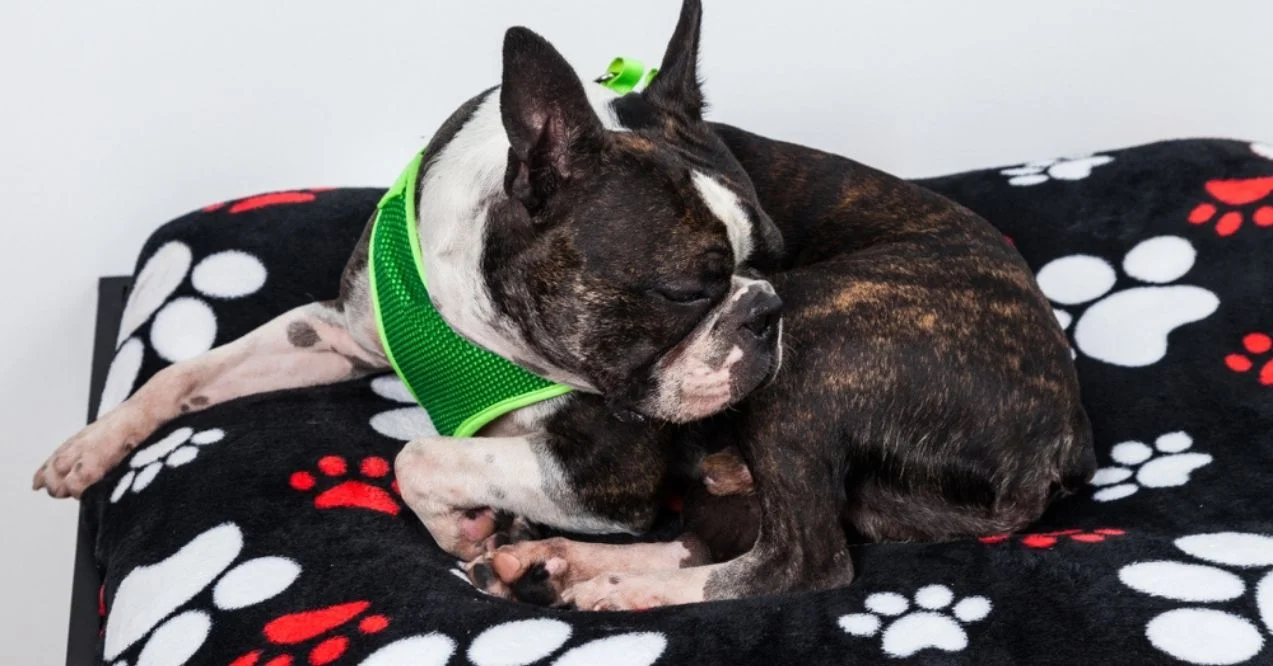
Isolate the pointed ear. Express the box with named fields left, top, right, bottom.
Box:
left=500, top=26, right=606, bottom=213
left=643, top=0, right=705, bottom=121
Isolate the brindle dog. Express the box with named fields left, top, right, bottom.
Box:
left=467, top=2, right=1094, bottom=610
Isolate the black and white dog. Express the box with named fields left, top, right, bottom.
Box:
left=36, top=0, right=1094, bottom=610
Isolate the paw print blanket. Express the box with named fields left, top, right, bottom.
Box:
left=81, top=138, right=1273, bottom=666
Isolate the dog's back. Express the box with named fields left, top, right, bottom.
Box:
left=706, top=123, right=1095, bottom=557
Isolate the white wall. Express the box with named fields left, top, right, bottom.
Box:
left=1, top=1, right=1270, bottom=662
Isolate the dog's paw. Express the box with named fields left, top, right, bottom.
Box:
left=700, top=449, right=753, bottom=496
left=438, top=508, right=498, bottom=561
left=561, top=573, right=663, bottom=612
left=33, top=408, right=149, bottom=498
left=409, top=507, right=498, bottom=561
left=468, top=538, right=575, bottom=605
left=562, top=568, right=709, bottom=611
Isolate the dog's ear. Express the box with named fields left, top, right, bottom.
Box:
left=501, top=26, right=605, bottom=214
left=644, top=0, right=705, bottom=121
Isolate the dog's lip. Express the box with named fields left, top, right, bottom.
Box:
left=653, top=305, right=725, bottom=373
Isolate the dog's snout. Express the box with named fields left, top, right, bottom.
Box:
left=740, top=290, right=782, bottom=340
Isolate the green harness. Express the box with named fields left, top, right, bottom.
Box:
left=369, top=58, right=651, bottom=437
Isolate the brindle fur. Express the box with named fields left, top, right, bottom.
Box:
left=692, top=124, right=1093, bottom=596
left=485, top=1, right=1094, bottom=603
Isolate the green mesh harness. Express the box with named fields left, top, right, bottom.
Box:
left=369, top=58, right=651, bottom=437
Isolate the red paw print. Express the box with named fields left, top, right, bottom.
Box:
left=1225, top=332, right=1273, bottom=386
left=290, top=455, right=401, bottom=516
left=203, top=188, right=332, bottom=215
left=98, top=584, right=106, bottom=638
left=1188, top=176, right=1273, bottom=236
left=980, top=528, right=1125, bottom=549
left=230, top=601, right=391, bottom=666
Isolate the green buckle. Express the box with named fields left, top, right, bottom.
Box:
left=597, top=56, right=658, bottom=94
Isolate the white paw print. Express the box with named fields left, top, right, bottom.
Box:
left=1000, top=154, right=1114, bottom=186
left=367, top=374, right=437, bottom=441
left=110, top=426, right=226, bottom=503
left=105, top=523, right=300, bottom=666
left=1119, top=532, right=1273, bottom=665
left=1090, top=431, right=1211, bottom=502
left=100, top=241, right=267, bottom=417
left=1035, top=235, right=1219, bottom=367
left=1253, top=142, right=1273, bottom=161
left=838, top=584, right=992, bottom=658
left=359, top=618, right=667, bottom=666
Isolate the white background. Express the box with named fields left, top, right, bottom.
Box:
left=1, top=1, right=1270, bottom=662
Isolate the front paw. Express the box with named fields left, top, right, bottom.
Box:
left=395, top=442, right=501, bottom=560
left=33, top=409, right=148, bottom=498
left=415, top=507, right=498, bottom=561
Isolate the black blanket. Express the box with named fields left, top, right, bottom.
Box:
left=83, top=138, right=1273, bottom=666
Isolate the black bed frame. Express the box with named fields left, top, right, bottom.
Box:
left=66, top=276, right=131, bottom=666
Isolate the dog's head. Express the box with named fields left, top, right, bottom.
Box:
left=421, top=0, right=784, bottom=423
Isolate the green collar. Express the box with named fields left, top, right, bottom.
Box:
left=368, top=58, right=651, bottom=437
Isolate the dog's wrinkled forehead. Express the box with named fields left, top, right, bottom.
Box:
left=560, top=135, right=755, bottom=273
left=598, top=98, right=771, bottom=268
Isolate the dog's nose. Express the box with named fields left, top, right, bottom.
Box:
left=739, top=290, right=783, bottom=340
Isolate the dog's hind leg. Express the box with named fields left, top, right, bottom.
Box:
left=35, top=299, right=386, bottom=497
left=563, top=428, right=854, bottom=610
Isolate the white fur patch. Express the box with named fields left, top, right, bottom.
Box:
left=650, top=276, right=777, bottom=421
left=691, top=171, right=754, bottom=265
left=397, top=434, right=632, bottom=537
left=416, top=81, right=627, bottom=391
left=504, top=394, right=572, bottom=432
left=417, top=92, right=517, bottom=360
left=583, top=82, right=625, bottom=131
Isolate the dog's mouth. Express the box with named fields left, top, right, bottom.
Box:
left=592, top=278, right=783, bottom=423
left=628, top=326, right=781, bottom=424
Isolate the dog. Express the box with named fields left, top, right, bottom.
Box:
left=35, top=0, right=1094, bottom=611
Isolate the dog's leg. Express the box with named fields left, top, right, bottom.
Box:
left=563, top=434, right=853, bottom=611
left=561, top=561, right=723, bottom=610
left=394, top=433, right=653, bottom=561
left=394, top=415, right=668, bottom=562
left=463, top=447, right=754, bottom=604
left=466, top=535, right=710, bottom=604
left=34, top=299, right=386, bottom=497
left=562, top=533, right=851, bottom=611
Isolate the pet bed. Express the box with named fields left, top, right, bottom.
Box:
left=71, top=138, right=1273, bottom=666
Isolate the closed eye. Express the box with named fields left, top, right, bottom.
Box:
left=649, top=286, right=711, bottom=305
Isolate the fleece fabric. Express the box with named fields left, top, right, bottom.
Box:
left=83, top=138, right=1273, bottom=666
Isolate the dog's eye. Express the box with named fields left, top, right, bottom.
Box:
left=650, top=286, right=710, bottom=305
